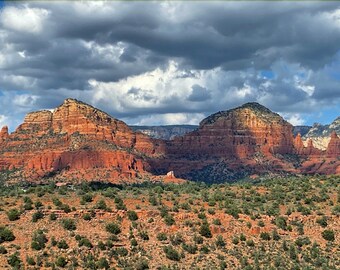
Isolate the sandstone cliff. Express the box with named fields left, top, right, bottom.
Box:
left=0, top=126, right=9, bottom=142
left=167, top=102, right=295, bottom=158
left=0, top=99, right=338, bottom=183
left=0, top=99, right=163, bottom=183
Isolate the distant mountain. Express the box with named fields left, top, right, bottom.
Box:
left=293, top=126, right=312, bottom=137
left=302, top=117, right=340, bottom=150
left=130, top=125, right=198, bottom=140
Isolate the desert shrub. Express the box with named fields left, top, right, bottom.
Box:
left=197, top=212, right=206, bottom=220
left=23, top=197, right=33, bottom=210
left=52, top=197, right=62, bottom=207
left=57, top=239, right=69, bottom=249
left=289, top=245, right=298, bottom=261
left=81, top=194, right=93, bottom=204
left=240, top=233, right=246, bottom=241
left=7, top=208, right=20, bottom=221
left=78, top=237, right=93, bottom=248
left=295, top=237, right=311, bottom=247
left=164, top=214, right=175, bottom=226
left=193, top=234, right=203, bottom=244
left=0, top=246, right=7, bottom=254
left=7, top=252, right=21, bottom=268
left=34, top=201, right=43, bottom=209
left=127, top=210, right=138, bottom=221
left=96, top=257, right=109, bottom=269
left=316, top=216, right=328, bottom=228
left=106, top=222, right=121, bottom=235
left=274, top=216, right=287, bottom=230
left=95, top=199, right=107, bottom=210
left=26, top=256, right=36, bottom=266
left=61, top=218, right=76, bottom=231
left=83, top=213, right=92, bottom=221
left=321, top=230, right=335, bottom=241
left=246, top=239, right=255, bottom=247
left=114, top=247, right=128, bottom=257
left=332, top=205, right=340, bottom=215
left=114, top=197, right=126, bottom=210
left=163, top=245, right=180, bottom=261
left=55, top=256, right=68, bottom=268
left=157, top=232, right=168, bottom=241
left=257, top=220, right=265, bottom=227
left=200, top=245, right=210, bottom=254
left=182, top=243, right=197, bottom=254
left=130, top=238, right=138, bottom=246
left=170, top=233, right=184, bottom=246
left=215, top=235, right=226, bottom=248
left=225, top=206, right=240, bottom=219
left=260, top=232, right=271, bottom=241
left=49, top=213, right=57, bottom=221
left=199, top=221, right=212, bottom=238
left=135, top=258, right=149, bottom=270
left=98, top=241, right=106, bottom=250
left=213, top=218, right=221, bottom=225
left=31, top=230, right=48, bottom=250
left=0, top=226, right=15, bottom=243
left=32, top=211, right=44, bottom=222
left=148, top=193, right=158, bottom=206
left=60, top=203, right=71, bottom=213
left=139, top=231, right=149, bottom=241
left=232, top=236, right=239, bottom=245
left=272, top=229, right=281, bottom=241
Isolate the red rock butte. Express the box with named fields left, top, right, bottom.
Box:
left=0, top=99, right=339, bottom=183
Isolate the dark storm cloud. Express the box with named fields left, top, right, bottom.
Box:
left=0, top=1, right=340, bottom=128
left=188, top=85, right=212, bottom=102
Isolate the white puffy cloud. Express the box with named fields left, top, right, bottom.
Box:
left=1, top=6, right=50, bottom=34
left=0, top=114, right=8, bottom=127
left=127, top=112, right=205, bottom=126
left=281, top=113, right=305, bottom=126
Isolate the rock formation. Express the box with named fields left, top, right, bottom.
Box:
left=302, top=117, right=340, bottom=150
left=0, top=99, right=338, bottom=183
left=168, top=103, right=295, bottom=158
left=294, top=133, right=305, bottom=155
left=0, top=99, right=164, bottom=183
left=326, top=131, right=340, bottom=158
left=0, top=126, right=9, bottom=142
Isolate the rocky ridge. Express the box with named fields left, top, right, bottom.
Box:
left=302, top=117, right=340, bottom=150
left=0, top=99, right=166, bottom=183
left=0, top=99, right=339, bottom=183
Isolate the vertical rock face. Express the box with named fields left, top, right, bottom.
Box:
left=0, top=126, right=9, bottom=142
left=0, top=99, right=338, bottom=183
left=294, top=134, right=323, bottom=156
left=326, top=131, right=340, bottom=158
left=168, top=103, right=295, bottom=158
left=0, top=99, right=162, bottom=182
left=16, top=111, right=53, bottom=137
left=294, top=133, right=304, bottom=154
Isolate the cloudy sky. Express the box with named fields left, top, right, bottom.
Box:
left=1, top=1, right=340, bottom=130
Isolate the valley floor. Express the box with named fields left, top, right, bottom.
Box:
left=0, top=176, right=339, bottom=269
